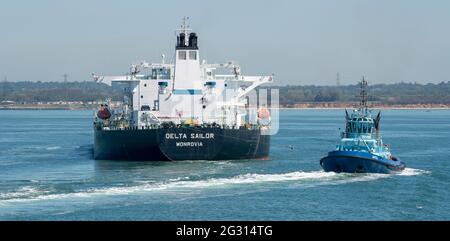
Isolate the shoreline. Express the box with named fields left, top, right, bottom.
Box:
left=279, top=107, right=450, bottom=110
left=2, top=105, right=449, bottom=111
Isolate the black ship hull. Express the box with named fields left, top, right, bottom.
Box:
left=94, top=127, right=271, bottom=161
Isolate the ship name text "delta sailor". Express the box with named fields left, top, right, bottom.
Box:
left=165, top=133, right=215, bottom=139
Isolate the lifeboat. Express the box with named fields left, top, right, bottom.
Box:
left=97, top=105, right=111, bottom=120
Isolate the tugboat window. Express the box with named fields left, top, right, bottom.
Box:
left=178, top=51, right=186, bottom=60
left=189, top=51, right=197, bottom=60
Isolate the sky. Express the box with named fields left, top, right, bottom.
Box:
left=0, top=0, right=449, bottom=85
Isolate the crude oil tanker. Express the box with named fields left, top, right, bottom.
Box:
left=93, top=18, right=274, bottom=161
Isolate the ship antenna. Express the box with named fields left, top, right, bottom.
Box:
left=177, top=16, right=191, bottom=46
left=360, top=76, right=368, bottom=113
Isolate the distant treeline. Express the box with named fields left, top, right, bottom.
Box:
left=1, top=80, right=450, bottom=105
left=269, top=81, right=450, bottom=106
left=0, top=81, right=122, bottom=102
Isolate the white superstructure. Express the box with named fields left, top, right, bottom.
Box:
left=94, top=18, right=273, bottom=129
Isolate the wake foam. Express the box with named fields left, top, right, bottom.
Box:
left=0, top=168, right=429, bottom=204
left=45, top=146, right=61, bottom=151
left=397, top=168, right=431, bottom=176
left=0, top=186, right=51, bottom=200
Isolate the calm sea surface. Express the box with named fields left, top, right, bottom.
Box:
left=0, top=109, right=448, bottom=220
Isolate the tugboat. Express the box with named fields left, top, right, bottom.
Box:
left=91, top=18, right=274, bottom=161
left=320, top=77, right=405, bottom=174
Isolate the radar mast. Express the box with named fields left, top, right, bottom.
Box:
left=359, top=76, right=369, bottom=113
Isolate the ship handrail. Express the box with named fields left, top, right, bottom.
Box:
left=98, top=121, right=263, bottom=131
left=358, top=136, right=372, bottom=153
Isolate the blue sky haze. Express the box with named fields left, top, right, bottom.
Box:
left=1, top=0, right=449, bottom=85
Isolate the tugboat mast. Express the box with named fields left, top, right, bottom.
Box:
left=359, top=76, right=369, bottom=114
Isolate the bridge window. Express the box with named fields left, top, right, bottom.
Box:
left=178, top=51, right=186, bottom=60
left=189, top=51, right=197, bottom=60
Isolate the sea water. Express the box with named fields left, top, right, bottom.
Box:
left=0, top=109, right=448, bottom=220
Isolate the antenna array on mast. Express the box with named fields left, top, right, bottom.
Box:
left=176, top=16, right=192, bottom=46
left=359, top=76, right=368, bottom=112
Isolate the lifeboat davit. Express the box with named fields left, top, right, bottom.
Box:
left=97, top=105, right=111, bottom=120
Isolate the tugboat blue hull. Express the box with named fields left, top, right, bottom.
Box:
left=320, top=151, right=405, bottom=174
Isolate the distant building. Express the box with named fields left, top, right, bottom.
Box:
left=0, top=100, right=15, bottom=105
